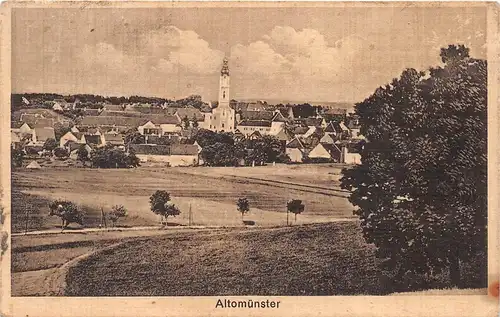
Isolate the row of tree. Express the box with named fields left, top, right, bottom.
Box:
left=48, top=192, right=306, bottom=230
left=187, top=129, right=290, bottom=167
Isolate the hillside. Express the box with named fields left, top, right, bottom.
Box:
left=64, top=221, right=486, bottom=296
left=66, top=222, right=385, bottom=296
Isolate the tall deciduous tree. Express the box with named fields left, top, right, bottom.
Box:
left=237, top=198, right=250, bottom=220
left=287, top=199, right=305, bottom=222
left=340, top=45, right=487, bottom=290
left=149, top=190, right=181, bottom=225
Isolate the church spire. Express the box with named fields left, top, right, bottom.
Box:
left=221, top=56, right=230, bottom=76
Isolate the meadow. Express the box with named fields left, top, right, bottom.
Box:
left=11, top=164, right=354, bottom=232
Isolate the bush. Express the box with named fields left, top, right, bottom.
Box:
left=54, top=147, right=69, bottom=158
left=108, top=205, right=128, bottom=227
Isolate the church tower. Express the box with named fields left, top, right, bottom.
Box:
left=207, top=57, right=235, bottom=132
left=219, top=57, right=230, bottom=108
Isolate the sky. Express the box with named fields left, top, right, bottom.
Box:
left=12, top=6, right=487, bottom=103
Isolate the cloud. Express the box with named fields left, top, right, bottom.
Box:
left=230, top=26, right=365, bottom=83
left=143, top=26, right=224, bottom=74
left=78, top=26, right=224, bottom=76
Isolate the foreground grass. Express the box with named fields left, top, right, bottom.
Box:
left=66, top=221, right=386, bottom=296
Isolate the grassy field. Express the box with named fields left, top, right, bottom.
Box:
left=66, top=221, right=386, bottom=296
left=11, top=164, right=354, bottom=232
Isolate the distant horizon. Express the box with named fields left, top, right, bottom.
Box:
left=13, top=92, right=358, bottom=107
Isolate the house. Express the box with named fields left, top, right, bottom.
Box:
left=323, top=108, right=348, bottom=122
left=290, top=126, right=309, bottom=139
left=138, top=121, right=162, bottom=136
left=246, top=100, right=267, bottom=111
left=272, top=110, right=288, bottom=123
left=67, top=142, right=92, bottom=160
left=79, top=116, right=146, bottom=129
left=52, top=102, right=64, bottom=111
left=276, top=106, right=294, bottom=120
left=31, top=127, right=56, bottom=145
left=239, top=110, right=275, bottom=122
left=26, top=160, right=42, bottom=169
left=303, top=126, right=323, bottom=139
left=83, top=135, right=104, bottom=147
left=324, top=121, right=339, bottom=136
left=305, top=117, right=327, bottom=129
left=137, top=117, right=182, bottom=137
left=238, top=120, right=272, bottom=136
left=346, top=117, right=363, bottom=139
left=271, top=127, right=294, bottom=143
left=170, top=144, right=200, bottom=166
left=319, top=133, right=335, bottom=144
left=20, top=114, right=55, bottom=128
left=129, top=144, right=199, bottom=167
left=59, top=131, right=85, bottom=147
left=325, top=121, right=350, bottom=140
left=248, top=130, right=263, bottom=140
left=285, top=137, right=306, bottom=163
left=102, top=133, right=125, bottom=147
left=308, top=142, right=342, bottom=162
left=233, top=129, right=246, bottom=142
left=338, top=141, right=363, bottom=164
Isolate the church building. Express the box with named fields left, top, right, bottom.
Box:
left=204, top=57, right=236, bottom=132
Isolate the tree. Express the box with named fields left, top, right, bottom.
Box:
left=11, top=148, right=24, bottom=167
left=237, top=198, right=250, bottom=220
left=182, top=115, right=190, bottom=129
left=127, top=151, right=141, bottom=167
left=108, top=205, right=128, bottom=227
left=43, top=138, right=57, bottom=153
left=192, top=129, right=234, bottom=147
left=201, top=142, right=244, bottom=167
left=54, top=147, right=69, bottom=159
left=54, top=125, right=71, bottom=141
left=90, top=144, right=139, bottom=168
left=340, top=45, right=486, bottom=290
left=287, top=199, right=305, bottom=222
left=48, top=200, right=85, bottom=230
left=124, top=130, right=145, bottom=145
left=149, top=190, right=181, bottom=225
left=246, top=135, right=284, bottom=165
left=76, top=145, right=89, bottom=164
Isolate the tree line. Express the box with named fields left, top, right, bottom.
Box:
left=47, top=191, right=306, bottom=230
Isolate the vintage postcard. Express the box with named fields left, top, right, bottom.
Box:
left=0, top=1, right=499, bottom=316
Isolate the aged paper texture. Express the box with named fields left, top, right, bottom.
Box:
left=0, top=1, right=499, bottom=316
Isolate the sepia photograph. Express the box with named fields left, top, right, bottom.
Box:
left=1, top=1, right=499, bottom=316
